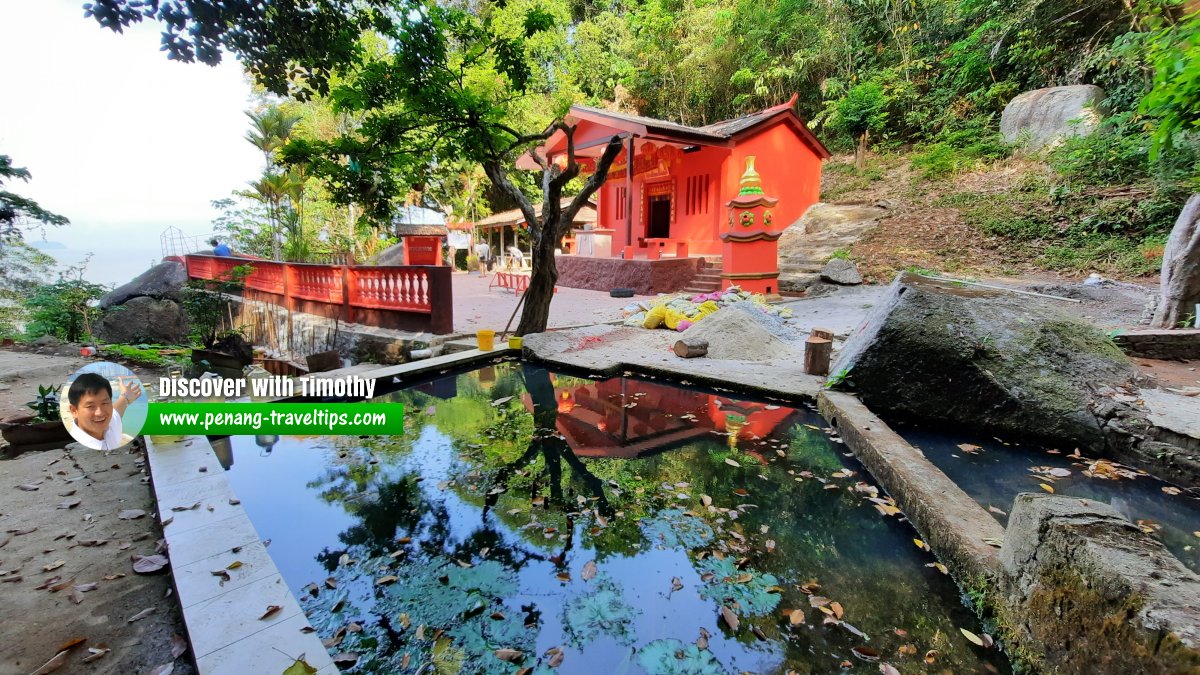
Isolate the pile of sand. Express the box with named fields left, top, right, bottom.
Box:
left=681, top=303, right=797, bottom=361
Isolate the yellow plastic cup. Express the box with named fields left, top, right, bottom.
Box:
left=477, top=329, right=495, bottom=351
left=508, top=336, right=523, bottom=350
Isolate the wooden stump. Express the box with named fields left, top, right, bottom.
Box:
left=804, top=337, right=832, bottom=375
left=305, top=350, right=342, bottom=373
left=673, top=338, right=709, bottom=358
left=811, top=327, right=835, bottom=341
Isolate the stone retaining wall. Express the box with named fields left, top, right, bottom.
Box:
left=1113, top=329, right=1200, bottom=360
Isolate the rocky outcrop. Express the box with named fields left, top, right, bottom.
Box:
left=834, top=273, right=1138, bottom=447
left=778, top=202, right=890, bottom=292
left=819, top=258, right=862, bottom=285
left=371, top=244, right=406, bottom=266
left=999, top=493, right=1200, bottom=673
left=99, top=260, right=187, bottom=310
left=95, top=296, right=189, bottom=345
left=1000, top=85, right=1106, bottom=150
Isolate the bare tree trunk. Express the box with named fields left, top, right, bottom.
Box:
left=516, top=219, right=560, bottom=336
left=855, top=130, right=869, bottom=171
left=1153, top=194, right=1200, bottom=328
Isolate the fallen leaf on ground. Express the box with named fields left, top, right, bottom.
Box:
left=170, top=633, right=187, bottom=659
left=141, top=664, right=174, bottom=675
left=132, top=555, right=168, bottom=574
left=57, top=498, right=82, bottom=509
left=128, top=607, right=156, bottom=623
left=29, top=649, right=69, bottom=675
left=118, top=509, right=146, bottom=520
left=81, top=647, right=110, bottom=663
left=16, top=484, right=41, bottom=492
left=74, top=582, right=99, bottom=592
left=43, top=560, right=65, bottom=572
left=259, top=604, right=282, bottom=620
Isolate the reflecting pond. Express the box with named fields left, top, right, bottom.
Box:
left=892, top=421, right=1200, bottom=573
left=218, top=362, right=1009, bottom=674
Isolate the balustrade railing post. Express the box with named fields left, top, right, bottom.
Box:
left=342, top=265, right=354, bottom=325
left=430, top=266, right=453, bottom=334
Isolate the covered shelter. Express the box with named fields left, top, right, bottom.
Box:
left=477, top=197, right=597, bottom=266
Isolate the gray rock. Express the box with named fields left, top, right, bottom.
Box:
left=33, top=335, right=61, bottom=347
left=819, top=258, right=862, bottom=285
left=371, top=244, right=406, bottom=266
left=95, top=296, right=189, bottom=345
left=832, top=272, right=1136, bottom=449
left=1001, top=85, right=1106, bottom=150
left=1000, top=493, right=1200, bottom=671
left=99, top=261, right=188, bottom=310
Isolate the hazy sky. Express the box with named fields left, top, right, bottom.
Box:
left=0, top=0, right=261, bottom=284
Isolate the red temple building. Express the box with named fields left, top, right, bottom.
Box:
left=518, top=95, right=830, bottom=294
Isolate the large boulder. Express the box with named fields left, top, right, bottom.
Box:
left=1001, top=85, right=1106, bottom=150
left=999, top=493, right=1200, bottom=672
left=99, top=260, right=188, bottom=310
left=371, top=244, right=406, bottom=266
left=95, top=296, right=189, bottom=345
left=833, top=273, right=1137, bottom=449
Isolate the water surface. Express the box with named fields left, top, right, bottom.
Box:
left=220, top=363, right=1009, bottom=674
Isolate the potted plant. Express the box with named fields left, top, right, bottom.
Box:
left=0, top=384, right=73, bottom=446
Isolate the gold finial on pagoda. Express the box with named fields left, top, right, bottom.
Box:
left=737, top=156, right=764, bottom=197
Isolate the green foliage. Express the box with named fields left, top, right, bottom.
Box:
left=1143, top=11, right=1200, bottom=159
left=100, top=344, right=188, bottom=368
left=181, top=265, right=250, bottom=348
left=26, top=384, right=61, bottom=422
left=1, top=155, right=69, bottom=237
left=830, top=81, right=889, bottom=140
left=24, top=259, right=108, bottom=343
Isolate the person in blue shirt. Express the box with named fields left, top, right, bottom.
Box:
left=209, top=238, right=232, bottom=256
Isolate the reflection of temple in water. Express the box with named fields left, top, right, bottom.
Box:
left=524, top=375, right=795, bottom=458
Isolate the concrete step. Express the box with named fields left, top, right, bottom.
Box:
left=780, top=262, right=825, bottom=273
left=694, top=273, right=723, bottom=281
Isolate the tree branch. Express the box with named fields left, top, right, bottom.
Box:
left=560, top=135, right=623, bottom=241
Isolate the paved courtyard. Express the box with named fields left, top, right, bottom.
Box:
left=450, top=270, right=652, bottom=334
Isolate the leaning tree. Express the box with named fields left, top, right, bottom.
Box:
left=88, top=0, right=624, bottom=335
left=1143, top=10, right=1200, bottom=328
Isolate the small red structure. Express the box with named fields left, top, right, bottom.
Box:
left=721, top=156, right=782, bottom=297
left=395, top=223, right=446, bottom=266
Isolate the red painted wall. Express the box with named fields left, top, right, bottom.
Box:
left=727, top=120, right=823, bottom=230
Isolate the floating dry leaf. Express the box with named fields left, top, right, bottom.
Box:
left=259, top=604, right=282, bottom=620
left=376, top=575, right=398, bottom=586
left=546, top=646, right=565, bottom=667
left=555, top=572, right=571, bottom=582
left=331, top=653, right=360, bottom=667
left=913, top=538, right=928, bottom=551
left=1163, top=486, right=1183, bottom=496
left=957, top=443, right=982, bottom=454
left=898, top=643, right=917, bottom=656
left=732, top=489, right=750, bottom=497
left=924, top=649, right=939, bottom=664
left=809, top=596, right=831, bottom=608
left=830, top=601, right=844, bottom=619
left=725, top=458, right=741, bottom=467
left=959, top=627, right=985, bottom=646
left=988, top=506, right=1007, bottom=516
left=701, top=494, right=712, bottom=507
left=494, top=648, right=523, bottom=662
left=879, top=664, right=901, bottom=675
left=720, top=605, right=739, bottom=632
left=671, top=577, right=684, bottom=592
left=1039, top=483, right=1055, bottom=493
left=581, top=560, right=597, bottom=581
left=786, top=609, right=805, bottom=625
left=851, top=646, right=880, bottom=661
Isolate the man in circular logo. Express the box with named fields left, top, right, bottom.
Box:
left=65, top=372, right=142, bottom=450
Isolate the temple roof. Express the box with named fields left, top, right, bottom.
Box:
left=393, top=223, right=449, bottom=237
left=567, top=95, right=830, bottom=157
